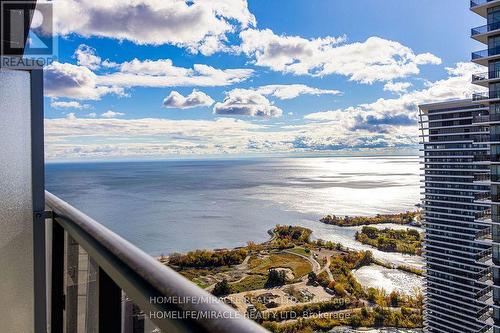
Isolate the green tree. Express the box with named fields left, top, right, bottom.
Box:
left=212, top=279, right=231, bottom=296
left=389, top=291, right=400, bottom=307
left=349, top=314, right=362, bottom=328
left=307, top=271, right=317, bottom=284
left=266, top=269, right=286, bottom=287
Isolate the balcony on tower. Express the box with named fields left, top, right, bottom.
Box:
left=476, top=227, right=493, bottom=242
left=473, top=71, right=500, bottom=87
left=476, top=192, right=493, bottom=204
left=475, top=112, right=500, bottom=124
left=477, top=248, right=493, bottom=265
left=473, top=90, right=500, bottom=104
left=472, top=47, right=500, bottom=66
left=475, top=172, right=492, bottom=184
left=472, top=22, right=500, bottom=44
left=476, top=209, right=492, bottom=223
left=471, top=0, right=500, bottom=17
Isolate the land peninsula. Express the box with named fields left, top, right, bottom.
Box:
left=159, top=224, right=423, bottom=332
left=320, top=211, right=421, bottom=227
left=355, top=226, right=423, bottom=256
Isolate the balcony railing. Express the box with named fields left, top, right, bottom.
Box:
left=477, top=248, right=492, bottom=263
left=475, top=155, right=492, bottom=162
left=472, top=22, right=500, bottom=36
left=45, top=191, right=268, bottom=333
left=478, top=291, right=493, bottom=305
left=473, top=72, right=490, bottom=81
left=472, top=46, right=500, bottom=60
left=475, top=173, right=491, bottom=182
left=472, top=90, right=500, bottom=101
left=473, top=71, right=500, bottom=82
left=475, top=134, right=500, bottom=142
left=476, top=192, right=491, bottom=201
left=471, top=0, right=498, bottom=8
left=477, top=227, right=492, bottom=240
left=476, top=209, right=492, bottom=220
left=475, top=114, right=492, bottom=123
left=475, top=113, right=500, bottom=123
left=479, top=271, right=492, bottom=283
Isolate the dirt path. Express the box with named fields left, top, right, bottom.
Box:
left=319, top=254, right=333, bottom=281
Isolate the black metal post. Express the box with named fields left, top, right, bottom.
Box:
left=50, top=218, right=64, bottom=333
left=30, top=68, right=46, bottom=333
left=98, top=267, right=122, bottom=333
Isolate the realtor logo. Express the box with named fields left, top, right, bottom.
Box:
left=1, top=1, right=56, bottom=68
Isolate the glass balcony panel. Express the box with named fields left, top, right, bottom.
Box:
left=64, top=235, right=98, bottom=333
left=471, top=0, right=500, bottom=8
left=473, top=70, right=500, bottom=81
left=472, top=46, right=500, bottom=59
left=472, top=22, right=500, bottom=35
left=47, top=192, right=266, bottom=333
left=63, top=234, right=167, bottom=333
left=473, top=90, right=500, bottom=101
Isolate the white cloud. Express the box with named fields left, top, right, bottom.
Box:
left=66, top=113, right=77, bottom=120
left=44, top=117, right=266, bottom=159
left=44, top=62, right=482, bottom=159
left=163, top=89, right=214, bottom=109
left=209, top=84, right=339, bottom=118
left=74, top=44, right=101, bottom=70
left=239, top=30, right=441, bottom=83
left=304, top=62, right=484, bottom=133
left=87, top=112, right=97, bottom=118
left=44, top=62, right=125, bottom=100
left=44, top=57, right=253, bottom=100
left=99, top=58, right=253, bottom=88
left=50, top=100, right=90, bottom=109
left=254, top=84, right=341, bottom=99
left=53, top=0, right=255, bottom=55
left=383, top=81, right=412, bottom=93
left=214, top=89, right=283, bottom=117
left=101, top=111, right=125, bottom=118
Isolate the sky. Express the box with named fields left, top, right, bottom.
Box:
left=41, top=0, right=486, bottom=161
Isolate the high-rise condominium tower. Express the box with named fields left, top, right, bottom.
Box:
left=471, top=0, right=500, bottom=332
left=419, top=99, right=492, bottom=333
left=419, top=2, right=500, bottom=331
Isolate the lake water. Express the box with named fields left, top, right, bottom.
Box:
left=46, top=155, right=422, bottom=292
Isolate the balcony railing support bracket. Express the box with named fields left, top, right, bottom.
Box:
left=33, top=210, right=53, bottom=220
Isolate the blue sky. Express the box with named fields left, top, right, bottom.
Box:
left=42, top=0, right=485, bottom=160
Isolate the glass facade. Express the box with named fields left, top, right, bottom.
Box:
left=420, top=100, right=493, bottom=333
left=489, top=5, right=500, bottom=330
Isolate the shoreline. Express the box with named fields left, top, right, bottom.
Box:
left=157, top=216, right=425, bottom=277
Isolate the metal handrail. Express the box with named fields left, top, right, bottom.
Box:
left=471, top=0, right=498, bottom=7
left=473, top=91, right=500, bottom=101
left=471, top=22, right=500, bottom=35
left=45, top=191, right=268, bottom=333
left=472, top=71, right=500, bottom=81
left=472, top=46, right=500, bottom=60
